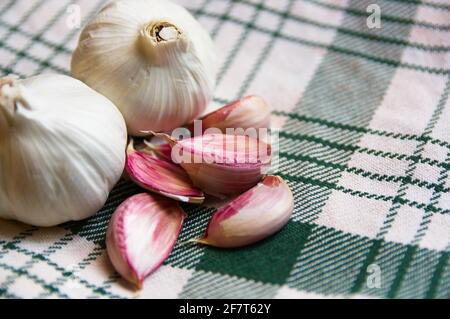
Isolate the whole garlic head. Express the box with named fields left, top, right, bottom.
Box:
left=71, top=0, right=217, bottom=135
left=0, top=74, right=127, bottom=227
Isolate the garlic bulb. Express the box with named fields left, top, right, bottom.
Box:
left=0, top=74, right=127, bottom=227
left=71, top=0, right=217, bottom=135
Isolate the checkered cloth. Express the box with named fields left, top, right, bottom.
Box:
left=0, top=0, right=449, bottom=299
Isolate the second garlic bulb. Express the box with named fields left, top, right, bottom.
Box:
left=71, top=0, right=217, bottom=135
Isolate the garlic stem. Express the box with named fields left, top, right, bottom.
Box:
left=138, top=20, right=186, bottom=65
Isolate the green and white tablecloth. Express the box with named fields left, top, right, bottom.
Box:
left=0, top=0, right=449, bottom=299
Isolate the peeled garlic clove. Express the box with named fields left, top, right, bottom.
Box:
left=198, top=96, right=271, bottom=134
left=157, top=133, right=271, bottom=197
left=71, top=0, right=217, bottom=135
left=0, top=74, right=127, bottom=227
left=126, top=141, right=204, bottom=204
left=196, top=176, right=293, bottom=248
left=106, top=193, right=186, bottom=288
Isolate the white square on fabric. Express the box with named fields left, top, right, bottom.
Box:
left=5, top=32, right=30, bottom=51
left=439, top=192, right=450, bottom=211
left=229, top=2, right=256, bottom=23
left=205, top=0, right=233, bottom=15
left=28, top=262, right=61, bottom=284
left=404, top=184, right=434, bottom=205
left=13, top=58, right=39, bottom=77
left=0, top=48, right=17, bottom=67
left=266, top=0, right=291, bottom=11
left=59, top=278, right=95, bottom=298
left=412, top=162, right=441, bottom=185
left=368, top=68, right=446, bottom=135
left=0, top=268, right=15, bottom=285
left=384, top=206, right=423, bottom=245
left=1, top=250, right=32, bottom=269
left=51, top=52, right=70, bottom=70
left=316, top=190, right=390, bottom=238
left=16, top=227, right=67, bottom=255
left=8, top=276, right=46, bottom=298
left=420, top=213, right=450, bottom=251
left=254, top=10, right=281, bottom=33
left=48, top=234, right=96, bottom=270
left=137, top=266, right=194, bottom=299
left=422, top=142, right=448, bottom=163
left=338, top=171, right=400, bottom=197
left=28, top=42, right=54, bottom=61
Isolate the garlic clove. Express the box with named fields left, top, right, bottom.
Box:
left=106, top=193, right=186, bottom=288
left=154, top=133, right=272, bottom=198
left=142, top=139, right=173, bottom=162
left=197, top=96, right=271, bottom=134
left=126, top=140, right=204, bottom=204
left=195, top=175, right=293, bottom=248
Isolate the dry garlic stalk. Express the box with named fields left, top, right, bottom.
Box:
left=71, top=0, right=217, bottom=135
left=0, top=74, right=127, bottom=226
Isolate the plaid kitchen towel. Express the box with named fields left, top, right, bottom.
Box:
left=0, top=0, right=449, bottom=299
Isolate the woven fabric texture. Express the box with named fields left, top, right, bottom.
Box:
left=0, top=0, right=449, bottom=299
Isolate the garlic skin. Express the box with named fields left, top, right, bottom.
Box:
left=106, top=193, right=186, bottom=288
left=71, top=0, right=217, bottom=135
left=198, top=96, right=271, bottom=134
left=0, top=74, right=127, bottom=227
left=196, top=176, right=293, bottom=248
left=126, top=140, right=204, bottom=204
left=157, top=133, right=272, bottom=198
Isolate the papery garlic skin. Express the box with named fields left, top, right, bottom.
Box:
left=106, top=193, right=185, bottom=288
left=0, top=74, right=127, bottom=227
left=71, top=0, right=217, bottom=135
left=197, top=176, right=293, bottom=248
left=126, top=141, right=204, bottom=204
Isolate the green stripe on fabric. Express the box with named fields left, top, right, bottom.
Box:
left=179, top=270, right=279, bottom=299
left=275, top=110, right=450, bottom=149
left=280, top=131, right=449, bottom=170
left=235, top=0, right=296, bottom=98
left=193, top=10, right=449, bottom=76
left=287, top=224, right=449, bottom=297
left=304, top=0, right=450, bottom=30
left=284, top=0, right=419, bottom=297
left=425, top=251, right=449, bottom=298
left=195, top=222, right=312, bottom=285
left=0, top=263, right=69, bottom=298
left=377, top=77, right=450, bottom=238
left=215, top=0, right=266, bottom=85
left=394, top=248, right=443, bottom=298
left=228, top=0, right=450, bottom=52
left=386, top=0, right=450, bottom=11
left=4, top=0, right=72, bottom=73
left=0, top=241, right=121, bottom=298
